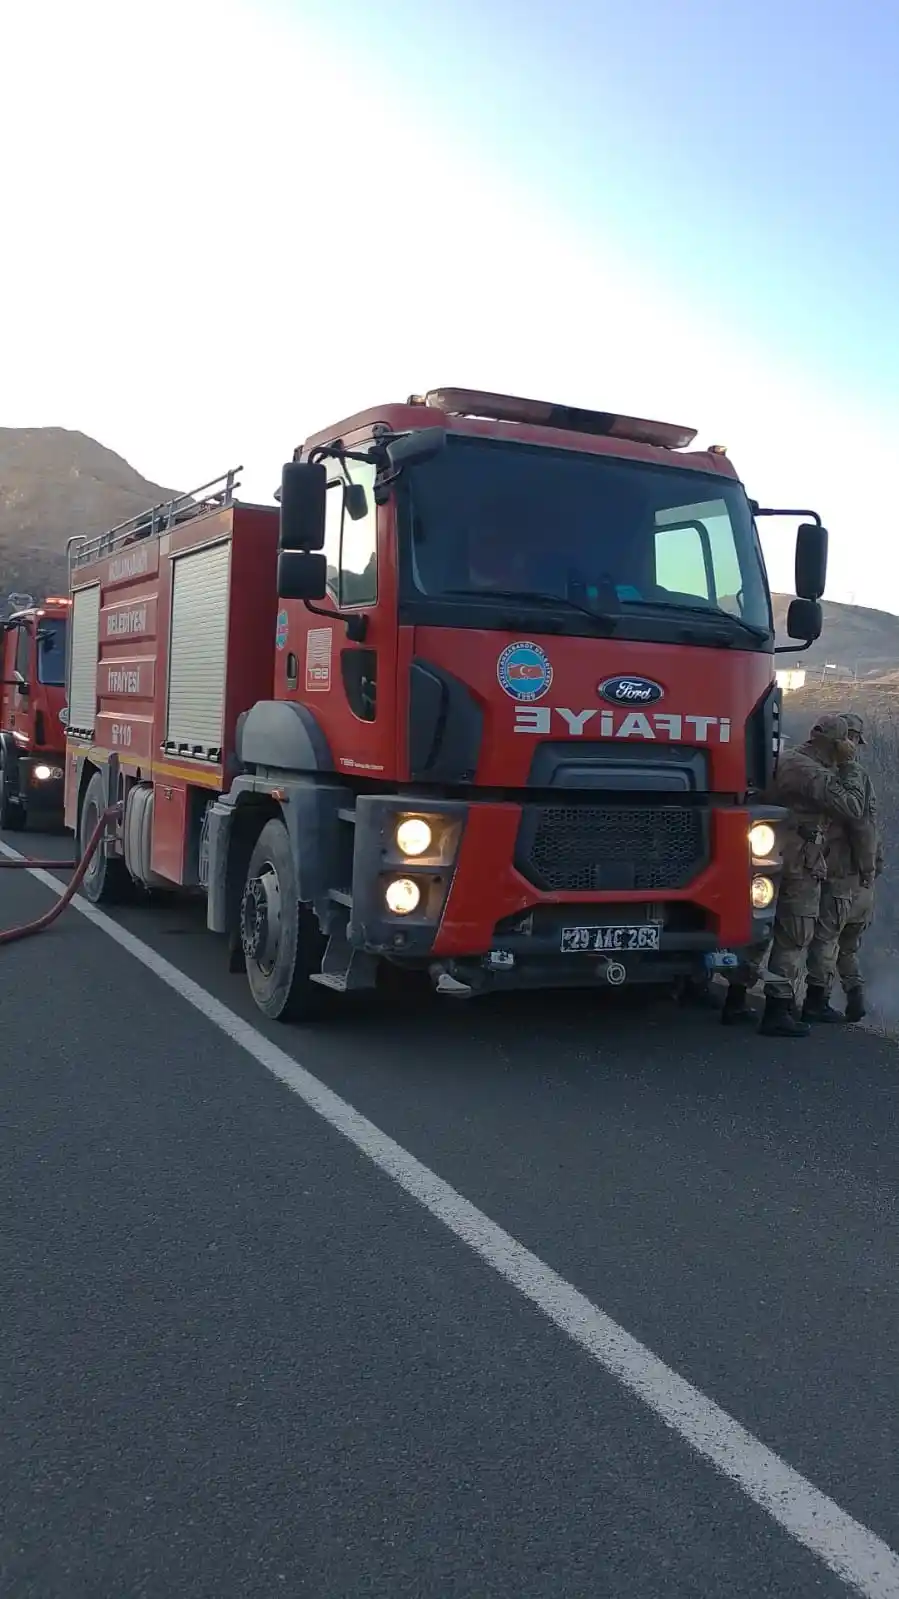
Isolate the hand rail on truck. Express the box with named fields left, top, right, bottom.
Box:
left=69, top=467, right=244, bottom=572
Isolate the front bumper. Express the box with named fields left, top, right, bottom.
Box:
left=346, top=794, right=783, bottom=988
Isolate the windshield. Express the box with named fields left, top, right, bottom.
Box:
left=36, top=617, right=67, bottom=685
left=402, top=436, right=772, bottom=638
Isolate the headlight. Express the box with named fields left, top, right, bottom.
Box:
left=749, top=822, right=776, bottom=859
left=385, top=877, right=421, bottom=915
left=396, top=818, right=433, bottom=857
left=751, top=875, right=775, bottom=910
left=33, top=764, right=53, bottom=781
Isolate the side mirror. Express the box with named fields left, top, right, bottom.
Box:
left=786, top=597, right=822, bottom=643
left=279, top=461, right=327, bottom=552
left=795, top=522, right=827, bottom=600
left=277, top=550, right=327, bottom=602
left=345, top=482, right=369, bottom=522
left=385, top=426, right=446, bottom=471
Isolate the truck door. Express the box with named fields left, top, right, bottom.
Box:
left=277, top=454, right=398, bottom=777
left=1, top=622, right=32, bottom=737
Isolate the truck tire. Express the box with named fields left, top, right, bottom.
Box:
left=79, top=772, right=133, bottom=904
left=240, top=817, right=328, bottom=1022
left=0, top=750, right=26, bottom=832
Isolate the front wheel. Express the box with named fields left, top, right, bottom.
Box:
left=240, top=818, right=328, bottom=1022
left=0, top=752, right=26, bottom=832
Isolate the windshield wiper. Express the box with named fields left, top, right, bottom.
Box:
left=622, top=599, right=770, bottom=641
left=439, top=587, right=618, bottom=633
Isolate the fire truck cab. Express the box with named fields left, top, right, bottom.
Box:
left=64, top=388, right=828, bottom=1024
left=1, top=596, right=70, bottom=830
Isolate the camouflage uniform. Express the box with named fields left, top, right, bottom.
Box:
left=758, top=715, right=868, bottom=1037
left=807, top=711, right=881, bottom=1022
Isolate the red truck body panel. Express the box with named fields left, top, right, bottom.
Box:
left=64, top=501, right=279, bottom=883
left=405, top=629, right=772, bottom=954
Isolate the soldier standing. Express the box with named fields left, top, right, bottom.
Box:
left=758, top=714, right=867, bottom=1038
left=805, top=711, right=881, bottom=1023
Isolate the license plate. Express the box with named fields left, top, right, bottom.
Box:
left=560, top=923, right=661, bottom=954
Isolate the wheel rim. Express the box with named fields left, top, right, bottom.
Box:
left=82, top=798, right=102, bottom=888
left=240, top=861, right=283, bottom=975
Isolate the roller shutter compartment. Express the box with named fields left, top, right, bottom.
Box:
left=165, top=539, right=231, bottom=759
left=67, top=584, right=101, bottom=737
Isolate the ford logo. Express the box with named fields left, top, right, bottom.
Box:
left=598, top=675, right=665, bottom=705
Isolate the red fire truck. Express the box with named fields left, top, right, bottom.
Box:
left=1, top=595, right=70, bottom=830
left=63, top=388, right=827, bottom=1022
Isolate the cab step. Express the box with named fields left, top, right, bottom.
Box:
left=309, top=935, right=378, bottom=992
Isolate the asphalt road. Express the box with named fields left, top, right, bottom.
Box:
left=3, top=825, right=899, bottom=1598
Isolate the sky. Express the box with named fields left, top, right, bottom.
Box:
left=3, top=0, right=898, bottom=611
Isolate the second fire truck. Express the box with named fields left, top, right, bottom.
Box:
left=1, top=594, right=70, bottom=830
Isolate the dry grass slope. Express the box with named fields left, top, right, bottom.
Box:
left=772, top=593, right=899, bottom=680
left=0, top=427, right=178, bottom=602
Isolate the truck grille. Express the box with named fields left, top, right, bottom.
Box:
left=517, top=804, right=708, bottom=892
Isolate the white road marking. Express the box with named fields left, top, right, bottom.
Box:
left=3, top=839, right=899, bottom=1599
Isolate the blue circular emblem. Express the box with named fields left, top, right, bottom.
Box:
left=275, top=609, right=289, bottom=651
left=497, top=640, right=553, bottom=702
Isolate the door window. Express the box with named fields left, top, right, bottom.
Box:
left=322, top=459, right=378, bottom=608
left=14, top=625, right=31, bottom=682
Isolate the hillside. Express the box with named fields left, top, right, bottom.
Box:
left=772, top=593, right=899, bottom=679
left=0, top=428, right=178, bottom=603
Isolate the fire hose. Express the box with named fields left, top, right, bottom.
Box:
left=0, top=805, right=120, bottom=945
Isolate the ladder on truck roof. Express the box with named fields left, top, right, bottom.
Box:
left=67, top=467, right=243, bottom=580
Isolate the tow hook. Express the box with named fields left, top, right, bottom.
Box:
left=600, top=958, right=627, bottom=986
left=433, top=970, right=474, bottom=998
left=430, top=959, right=482, bottom=998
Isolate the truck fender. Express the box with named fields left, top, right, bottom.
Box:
left=205, top=774, right=350, bottom=941
left=236, top=700, right=333, bottom=772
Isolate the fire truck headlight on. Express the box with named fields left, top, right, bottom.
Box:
left=751, top=875, right=776, bottom=910
left=749, top=822, right=776, bottom=859
left=385, top=877, right=421, bottom=915
left=396, top=818, right=433, bottom=857
left=34, top=764, right=53, bottom=782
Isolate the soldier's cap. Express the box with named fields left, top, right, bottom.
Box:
left=843, top=710, right=866, bottom=745
left=809, top=713, right=851, bottom=743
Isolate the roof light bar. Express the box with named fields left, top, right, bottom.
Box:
left=414, top=387, right=697, bottom=450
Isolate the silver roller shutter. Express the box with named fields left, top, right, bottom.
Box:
left=67, top=584, right=101, bottom=736
left=166, top=539, right=231, bottom=757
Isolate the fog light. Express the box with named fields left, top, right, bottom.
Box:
left=385, top=877, right=421, bottom=915
left=751, top=875, right=775, bottom=910
left=396, top=818, right=432, bottom=857
left=34, top=764, right=53, bottom=781
left=749, top=822, right=776, bottom=858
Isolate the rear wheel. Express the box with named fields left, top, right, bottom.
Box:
left=79, top=772, right=133, bottom=904
left=241, top=818, right=328, bottom=1022
left=0, top=751, right=26, bottom=832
